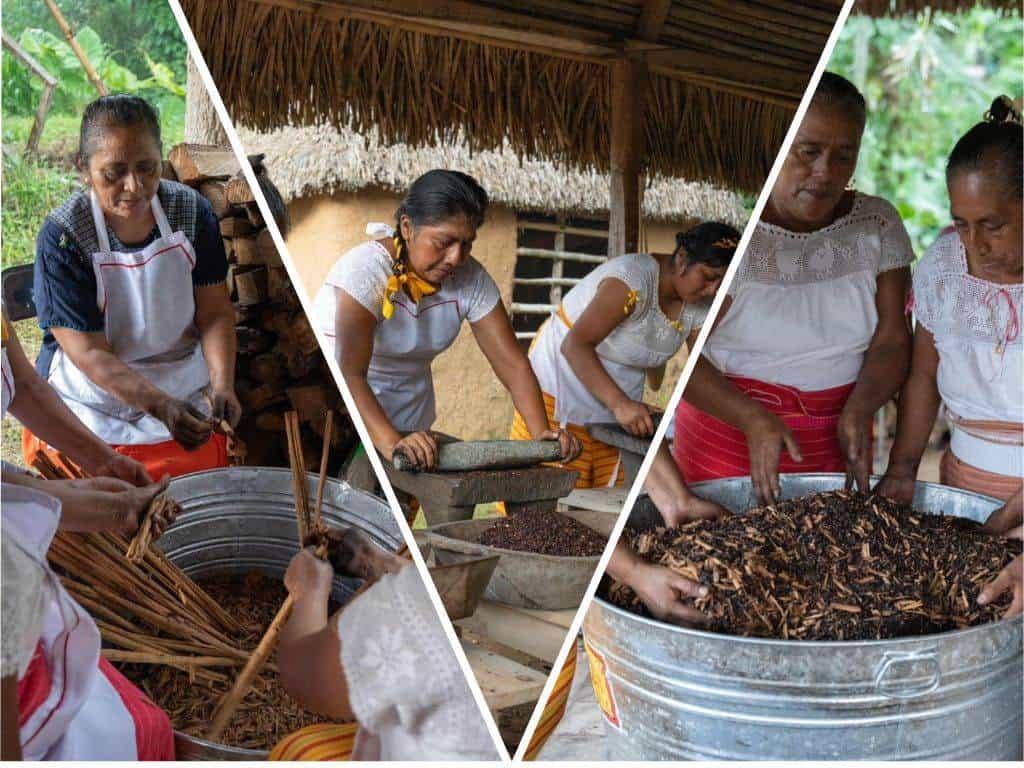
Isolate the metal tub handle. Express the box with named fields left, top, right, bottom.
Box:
left=874, top=649, right=941, bottom=700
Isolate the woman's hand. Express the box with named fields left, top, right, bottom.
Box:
left=837, top=403, right=873, bottom=492
left=539, top=428, right=583, bottom=464
left=285, top=547, right=335, bottom=602
left=153, top=398, right=213, bottom=450
left=742, top=410, right=802, bottom=505
left=88, top=450, right=153, bottom=487
left=874, top=462, right=918, bottom=506
left=388, top=431, right=439, bottom=469
left=630, top=562, right=709, bottom=626
left=308, top=528, right=404, bottom=583
left=978, top=554, right=1023, bottom=619
left=613, top=399, right=655, bottom=438
left=209, top=388, right=242, bottom=429
left=69, top=476, right=169, bottom=537
left=670, top=495, right=730, bottom=527
left=983, top=489, right=1023, bottom=537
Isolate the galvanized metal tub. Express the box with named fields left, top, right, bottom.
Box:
left=583, top=474, right=1023, bottom=760
left=152, top=467, right=402, bottom=761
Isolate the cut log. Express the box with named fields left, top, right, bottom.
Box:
left=252, top=409, right=287, bottom=432
left=286, top=385, right=328, bottom=424
left=233, top=305, right=258, bottom=325
left=225, top=176, right=255, bottom=205
left=245, top=203, right=264, bottom=228
left=283, top=311, right=319, bottom=355
left=232, top=236, right=260, bottom=266
left=167, top=143, right=239, bottom=186
left=235, top=327, right=273, bottom=355
left=240, top=381, right=288, bottom=412
left=277, top=341, right=320, bottom=379
left=198, top=181, right=231, bottom=219
left=249, top=352, right=285, bottom=385
left=225, top=264, right=236, bottom=296
left=161, top=160, right=178, bottom=181
left=256, top=229, right=282, bottom=267
left=219, top=216, right=253, bottom=238
left=267, top=267, right=296, bottom=303
left=234, top=266, right=268, bottom=306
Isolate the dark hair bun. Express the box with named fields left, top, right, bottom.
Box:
left=675, top=221, right=741, bottom=269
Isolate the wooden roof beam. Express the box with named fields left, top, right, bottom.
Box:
left=249, top=0, right=808, bottom=105
left=636, top=0, right=672, bottom=41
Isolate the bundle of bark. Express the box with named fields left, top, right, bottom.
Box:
left=610, top=490, right=1020, bottom=641
left=164, top=144, right=351, bottom=472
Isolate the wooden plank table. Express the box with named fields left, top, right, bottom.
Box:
left=458, top=600, right=575, bottom=712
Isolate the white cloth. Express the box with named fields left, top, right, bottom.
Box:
left=46, top=191, right=211, bottom=444
left=338, top=565, right=497, bottom=761
left=2, top=484, right=137, bottom=761
left=530, top=253, right=704, bottom=425
left=312, top=226, right=501, bottom=432
left=913, top=230, right=1023, bottom=475
left=1, top=519, right=48, bottom=681
left=705, top=194, right=915, bottom=390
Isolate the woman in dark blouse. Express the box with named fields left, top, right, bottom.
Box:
left=23, top=94, right=239, bottom=479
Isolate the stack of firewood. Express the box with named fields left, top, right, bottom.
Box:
left=164, top=143, right=352, bottom=472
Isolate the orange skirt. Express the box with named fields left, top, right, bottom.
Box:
left=269, top=722, right=359, bottom=761
left=22, top=428, right=228, bottom=480
left=509, top=392, right=624, bottom=491
left=940, top=447, right=1022, bottom=503
left=521, top=641, right=578, bottom=761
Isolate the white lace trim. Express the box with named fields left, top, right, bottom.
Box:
left=1, top=536, right=47, bottom=679
left=338, top=566, right=493, bottom=759
left=732, top=195, right=914, bottom=291
left=913, top=231, right=1023, bottom=347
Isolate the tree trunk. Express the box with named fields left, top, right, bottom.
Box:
left=185, top=55, right=228, bottom=145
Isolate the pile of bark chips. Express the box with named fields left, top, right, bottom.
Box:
left=610, top=490, right=1020, bottom=640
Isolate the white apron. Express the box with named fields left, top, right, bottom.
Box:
left=3, top=485, right=137, bottom=761
left=46, top=191, right=210, bottom=445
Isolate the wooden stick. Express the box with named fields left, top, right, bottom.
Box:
left=101, top=650, right=243, bottom=667
left=205, top=594, right=294, bottom=740
left=312, top=410, right=334, bottom=529
left=42, top=0, right=108, bottom=95
left=284, top=411, right=311, bottom=542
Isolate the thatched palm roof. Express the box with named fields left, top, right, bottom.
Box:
left=236, top=123, right=748, bottom=225
left=182, top=0, right=845, bottom=194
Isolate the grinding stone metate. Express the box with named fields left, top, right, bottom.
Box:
left=392, top=439, right=563, bottom=472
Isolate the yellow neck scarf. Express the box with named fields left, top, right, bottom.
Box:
left=382, top=237, right=437, bottom=319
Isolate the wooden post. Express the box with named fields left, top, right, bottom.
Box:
left=2, top=32, right=57, bottom=155
left=42, top=0, right=108, bottom=96
left=608, top=56, right=648, bottom=258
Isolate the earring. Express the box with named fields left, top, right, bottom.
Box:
left=845, top=179, right=857, bottom=192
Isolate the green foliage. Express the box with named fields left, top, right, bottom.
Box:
left=3, top=26, right=184, bottom=119
left=830, top=8, right=1023, bottom=259
left=1, top=0, right=186, bottom=88
left=1, top=155, right=79, bottom=268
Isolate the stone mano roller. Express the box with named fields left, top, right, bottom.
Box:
left=391, top=439, right=563, bottom=472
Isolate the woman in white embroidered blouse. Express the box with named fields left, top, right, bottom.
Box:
left=274, top=530, right=497, bottom=760
left=312, top=170, right=580, bottom=469
left=876, top=98, right=1022, bottom=617
left=510, top=223, right=738, bottom=490
left=674, top=72, right=915, bottom=504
